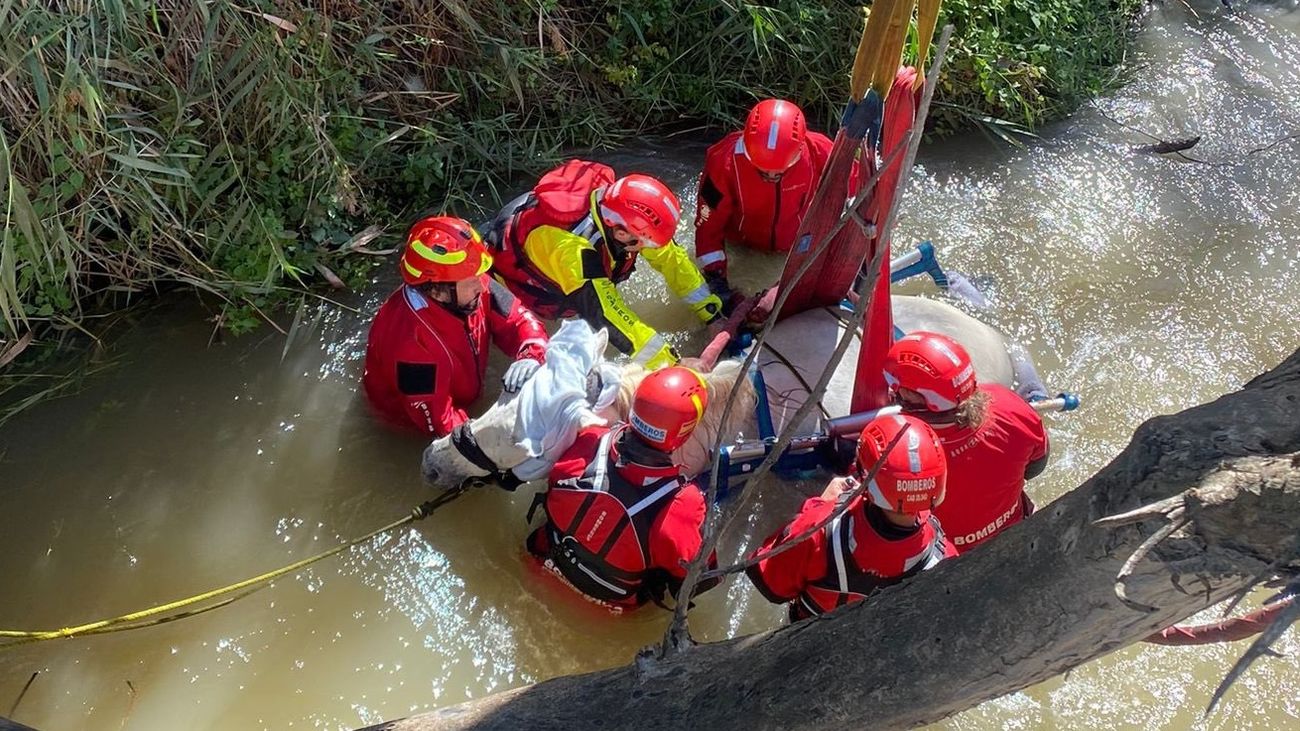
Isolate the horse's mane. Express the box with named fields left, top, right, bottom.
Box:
left=616, top=360, right=756, bottom=477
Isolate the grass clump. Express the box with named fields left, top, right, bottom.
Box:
left=933, top=0, right=1146, bottom=137
left=1, top=1, right=371, bottom=337
left=1, top=0, right=1145, bottom=351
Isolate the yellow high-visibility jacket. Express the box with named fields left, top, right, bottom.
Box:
left=518, top=196, right=722, bottom=368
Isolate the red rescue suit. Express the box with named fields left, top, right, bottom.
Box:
left=693, top=130, right=837, bottom=276
left=361, top=277, right=547, bottom=437
left=747, top=492, right=956, bottom=622
left=931, top=384, right=1049, bottom=553
left=526, top=425, right=718, bottom=611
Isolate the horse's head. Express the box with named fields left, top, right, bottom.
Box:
left=615, top=359, right=757, bottom=477
left=420, top=393, right=532, bottom=489
left=421, top=321, right=617, bottom=490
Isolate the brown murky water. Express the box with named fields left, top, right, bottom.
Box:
left=3, top=2, right=1299, bottom=728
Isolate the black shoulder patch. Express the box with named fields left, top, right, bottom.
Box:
left=699, top=177, right=724, bottom=208
left=396, top=362, right=436, bottom=396
left=579, top=248, right=606, bottom=280
left=487, top=278, right=516, bottom=317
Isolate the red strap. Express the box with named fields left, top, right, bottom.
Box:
left=1145, top=596, right=1295, bottom=646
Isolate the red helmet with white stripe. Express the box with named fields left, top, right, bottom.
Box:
left=400, top=216, right=492, bottom=285
left=628, top=367, right=709, bottom=451
left=599, top=174, right=681, bottom=248
left=883, top=331, right=978, bottom=413
left=742, top=99, right=807, bottom=174
left=855, top=414, right=947, bottom=514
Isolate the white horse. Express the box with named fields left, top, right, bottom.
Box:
left=420, top=295, right=1018, bottom=490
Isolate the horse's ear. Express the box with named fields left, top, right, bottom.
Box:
left=590, top=326, right=608, bottom=356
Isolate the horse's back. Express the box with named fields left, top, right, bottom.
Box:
left=890, top=296, right=1012, bottom=386
left=757, top=296, right=1013, bottom=434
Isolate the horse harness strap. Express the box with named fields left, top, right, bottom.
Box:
left=451, top=422, right=522, bottom=490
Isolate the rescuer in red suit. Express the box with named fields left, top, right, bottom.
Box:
left=526, top=367, right=720, bottom=612
left=362, top=216, right=548, bottom=437
left=694, top=99, right=838, bottom=298
left=883, top=331, right=1050, bottom=553
left=747, top=414, right=957, bottom=622
left=484, top=161, right=723, bottom=368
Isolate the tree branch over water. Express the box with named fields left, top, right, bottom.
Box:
left=362, top=348, right=1300, bottom=731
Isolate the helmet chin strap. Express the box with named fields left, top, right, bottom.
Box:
left=430, top=288, right=480, bottom=317
left=616, top=426, right=674, bottom=468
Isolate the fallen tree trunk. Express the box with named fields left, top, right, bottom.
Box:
left=366, top=349, right=1300, bottom=731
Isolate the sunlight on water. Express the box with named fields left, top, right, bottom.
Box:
left=3, top=2, right=1299, bottom=729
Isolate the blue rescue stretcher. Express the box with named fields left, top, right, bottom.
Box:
left=710, top=241, right=1079, bottom=501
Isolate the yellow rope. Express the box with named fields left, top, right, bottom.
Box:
left=915, top=0, right=943, bottom=89
left=848, top=0, right=944, bottom=100
left=0, top=491, right=465, bottom=646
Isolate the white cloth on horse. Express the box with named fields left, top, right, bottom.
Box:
left=511, top=320, right=620, bottom=481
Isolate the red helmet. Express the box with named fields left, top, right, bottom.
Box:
left=599, top=174, right=681, bottom=247
left=883, top=331, right=978, bottom=412
left=742, top=99, right=807, bottom=174
left=400, top=216, right=493, bottom=286
left=628, top=366, right=709, bottom=451
left=855, top=414, right=947, bottom=514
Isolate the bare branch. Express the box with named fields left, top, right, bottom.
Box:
left=1114, top=510, right=1188, bottom=613
left=1206, top=595, right=1300, bottom=715
left=1094, top=494, right=1184, bottom=527
left=1091, top=102, right=1299, bottom=166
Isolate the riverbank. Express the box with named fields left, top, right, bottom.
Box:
left=2, top=2, right=1299, bottom=727
left=0, top=0, right=1144, bottom=356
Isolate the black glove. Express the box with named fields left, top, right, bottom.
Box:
left=816, top=436, right=858, bottom=476
left=704, top=269, right=733, bottom=300
left=705, top=270, right=744, bottom=318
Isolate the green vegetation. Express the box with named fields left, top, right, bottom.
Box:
left=935, top=0, right=1146, bottom=136
left=1, top=0, right=1143, bottom=351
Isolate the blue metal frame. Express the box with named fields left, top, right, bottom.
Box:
left=890, top=241, right=950, bottom=287
left=711, top=240, right=1080, bottom=502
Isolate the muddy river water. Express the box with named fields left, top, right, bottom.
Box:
left=3, top=2, right=1299, bottom=729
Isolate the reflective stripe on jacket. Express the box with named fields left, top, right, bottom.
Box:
left=746, top=492, right=956, bottom=621
left=526, top=425, right=716, bottom=609
left=794, top=501, right=950, bottom=620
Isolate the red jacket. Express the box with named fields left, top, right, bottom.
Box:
left=931, top=383, right=1049, bottom=553
left=361, top=277, right=547, bottom=436
left=527, top=425, right=718, bottom=610
left=747, top=492, right=956, bottom=621
left=693, top=130, right=837, bottom=276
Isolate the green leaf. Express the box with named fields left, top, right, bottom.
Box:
left=107, top=153, right=192, bottom=180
